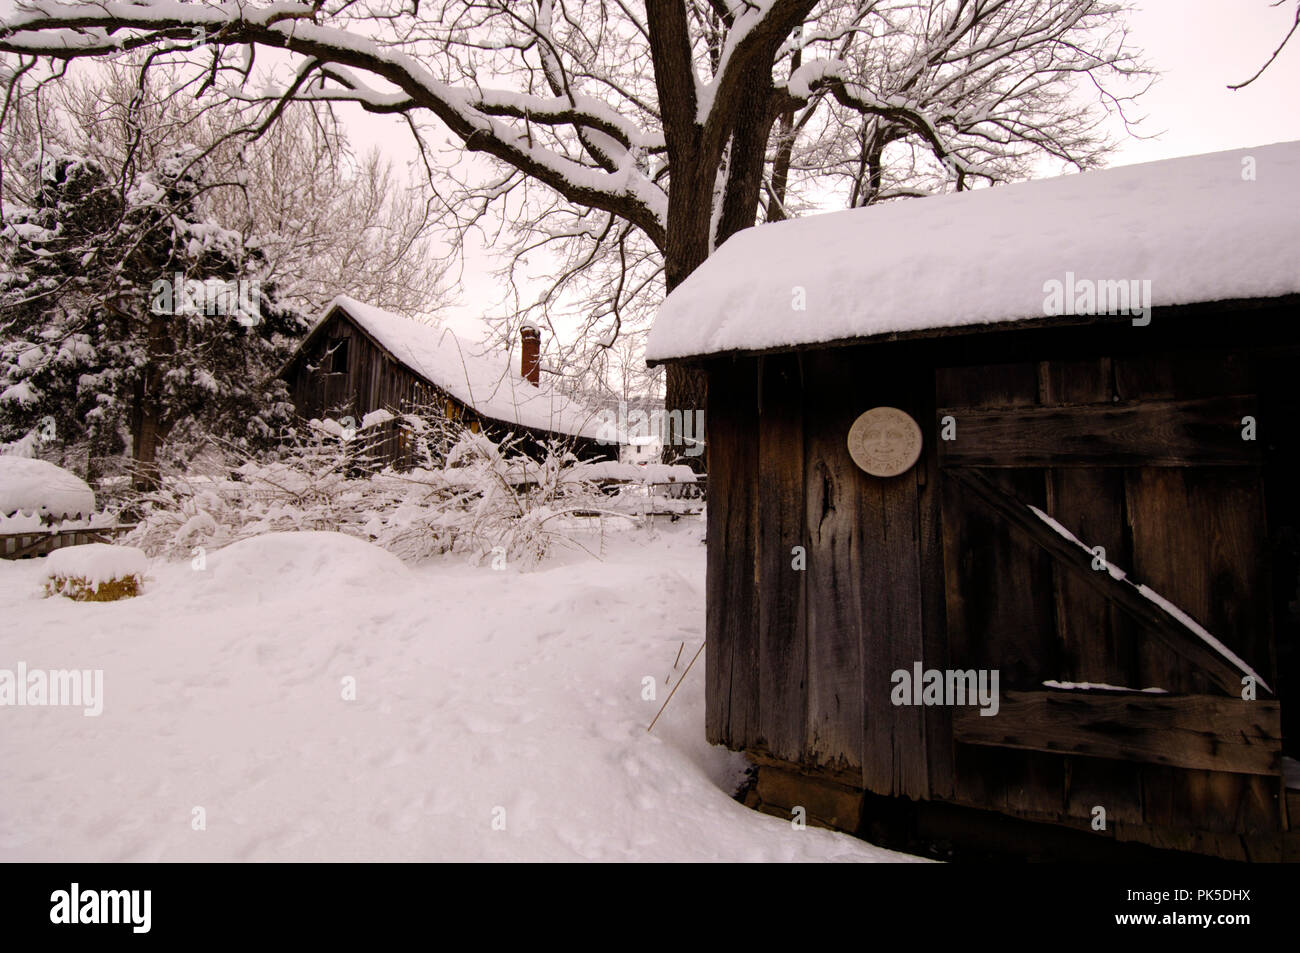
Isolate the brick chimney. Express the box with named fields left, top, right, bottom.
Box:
left=520, top=325, right=540, bottom=386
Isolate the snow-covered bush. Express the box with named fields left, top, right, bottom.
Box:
left=44, top=543, right=147, bottom=601
left=124, top=413, right=619, bottom=568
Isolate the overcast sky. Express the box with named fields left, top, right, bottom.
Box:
left=1108, top=0, right=1300, bottom=164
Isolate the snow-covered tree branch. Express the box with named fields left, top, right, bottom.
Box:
left=0, top=0, right=1151, bottom=450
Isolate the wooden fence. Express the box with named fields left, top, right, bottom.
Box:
left=0, top=525, right=135, bottom=560
left=584, top=476, right=706, bottom=520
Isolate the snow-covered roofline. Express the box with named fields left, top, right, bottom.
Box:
left=289, top=296, right=604, bottom=441
left=646, top=141, right=1300, bottom=363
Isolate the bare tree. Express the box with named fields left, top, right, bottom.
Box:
left=2, top=58, right=447, bottom=319
left=0, top=1, right=1151, bottom=462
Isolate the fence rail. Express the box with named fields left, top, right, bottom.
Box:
left=0, top=525, right=136, bottom=560
left=581, top=476, right=707, bottom=520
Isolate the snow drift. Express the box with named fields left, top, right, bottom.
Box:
left=199, top=531, right=411, bottom=602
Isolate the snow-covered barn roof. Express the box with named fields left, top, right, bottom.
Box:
left=646, top=140, right=1300, bottom=363
left=294, top=296, right=604, bottom=441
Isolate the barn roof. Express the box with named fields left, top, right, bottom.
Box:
left=294, top=296, right=604, bottom=440
left=645, top=140, right=1300, bottom=363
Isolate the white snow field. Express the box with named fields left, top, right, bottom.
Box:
left=0, top=525, right=914, bottom=862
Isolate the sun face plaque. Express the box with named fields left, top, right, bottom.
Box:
left=847, top=407, right=923, bottom=477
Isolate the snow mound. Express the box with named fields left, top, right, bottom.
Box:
left=646, top=140, right=1300, bottom=361
left=0, top=456, right=95, bottom=518
left=46, top=543, right=148, bottom=585
left=203, top=531, right=411, bottom=597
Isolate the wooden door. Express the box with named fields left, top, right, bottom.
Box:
left=934, top=354, right=1285, bottom=844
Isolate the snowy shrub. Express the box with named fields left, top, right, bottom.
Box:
left=44, top=543, right=147, bottom=601
left=123, top=412, right=621, bottom=568
left=44, top=574, right=142, bottom=603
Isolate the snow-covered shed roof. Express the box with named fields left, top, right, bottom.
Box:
left=646, top=140, right=1300, bottom=363
left=296, top=296, right=604, bottom=441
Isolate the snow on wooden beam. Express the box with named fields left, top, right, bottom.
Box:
left=946, top=466, right=1269, bottom=696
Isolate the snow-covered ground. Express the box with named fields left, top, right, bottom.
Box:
left=0, top=521, right=914, bottom=861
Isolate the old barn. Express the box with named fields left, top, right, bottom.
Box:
left=282, top=297, right=610, bottom=465
left=646, top=141, right=1300, bottom=861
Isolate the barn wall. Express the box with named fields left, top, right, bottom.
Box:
left=286, top=310, right=429, bottom=421
left=703, top=302, right=1299, bottom=854
left=283, top=309, right=612, bottom=467
left=284, top=311, right=434, bottom=466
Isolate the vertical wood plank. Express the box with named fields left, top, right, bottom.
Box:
left=851, top=356, right=929, bottom=799
left=704, top=358, right=761, bottom=749
left=860, top=463, right=929, bottom=798
left=1114, top=348, right=1280, bottom=836
left=1044, top=465, right=1136, bottom=684
left=757, top=353, right=807, bottom=762
left=1040, top=357, right=1146, bottom=828
left=801, top=350, right=864, bottom=778
left=938, top=361, right=1064, bottom=817
left=918, top=369, right=954, bottom=800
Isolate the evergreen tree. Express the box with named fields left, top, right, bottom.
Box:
left=0, top=147, right=307, bottom=485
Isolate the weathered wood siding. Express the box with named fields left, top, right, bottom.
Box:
left=283, top=308, right=610, bottom=466
left=704, top=302, right=1298, bottom=855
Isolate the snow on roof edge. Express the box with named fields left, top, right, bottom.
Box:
left=291, top=296, right=607, bottom=442
left=646, top=140, right=1300, bottom=363
left=644, top=293, right=1298, bottom=365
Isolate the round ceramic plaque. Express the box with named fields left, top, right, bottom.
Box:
left=847, top=407, right=923, bottom=477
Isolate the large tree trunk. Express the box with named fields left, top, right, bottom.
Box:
left=767, top=46, right=801, bottom=222
left=131, top=313, right=171, bottom=491
left=663, top=362, right=709, bottom=466
left=647, top=1, right=807, bottom=471
left=659, top=176, right=714, bottom=469
left=655, top=120, right=714, bottom=470
left=131, top=404, right=165, bottom=491
left=660, top=69, right=775, bottom=471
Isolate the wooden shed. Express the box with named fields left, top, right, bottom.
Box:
left=646, top=141, right=1300, bottom=861
left=282, top=297, right=610, bottom=465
